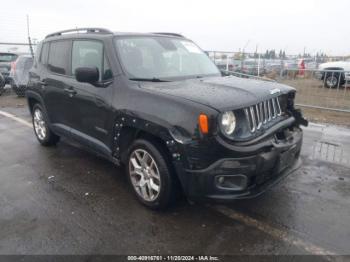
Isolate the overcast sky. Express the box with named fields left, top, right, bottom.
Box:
left=1, top=0, right=349, bottom=55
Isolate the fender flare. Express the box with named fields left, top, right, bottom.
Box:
left=112, top=111, right=191, bottom=193
left=26, top=91, right=52, bottom=124
left=112, top=111, right=179, bottom=158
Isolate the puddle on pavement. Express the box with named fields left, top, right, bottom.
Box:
left=312, top=140, right=349, bottom=166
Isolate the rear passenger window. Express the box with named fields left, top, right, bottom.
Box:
left=47, top=41, right=70, bottom=75
left=72, top=40, right=112, bottom=81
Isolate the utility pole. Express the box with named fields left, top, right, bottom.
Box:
left=241, top=39, right=250, bottom=71
left=27, top=15, right=34, bottom=58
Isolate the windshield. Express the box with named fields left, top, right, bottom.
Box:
left=0, top=53, right=18, bottom=62
left=115, top=36, right=220, bottom=80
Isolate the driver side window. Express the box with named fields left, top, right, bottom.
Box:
left=72, top=40, right=112, bottom=81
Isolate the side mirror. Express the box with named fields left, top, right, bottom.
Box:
left=75, top=67, right=99, bottom=84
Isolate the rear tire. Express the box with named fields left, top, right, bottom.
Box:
left=12, top=85, right=26, bottom=97
left=32, top=104, right=60, bottom=146
left=126, top=139, right=176, bottom=210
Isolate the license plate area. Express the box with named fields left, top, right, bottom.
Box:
left=278, top=145, right=297, bottom=172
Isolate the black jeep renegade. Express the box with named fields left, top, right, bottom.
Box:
left=27, top=28, right=307, bottom=209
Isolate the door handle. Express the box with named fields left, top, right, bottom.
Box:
left=38, top=80, right=47, bottom=86
left=64, top=87, right=77, bottom=97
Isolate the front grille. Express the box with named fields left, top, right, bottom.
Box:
left=243, top=96, right=282, bottom=133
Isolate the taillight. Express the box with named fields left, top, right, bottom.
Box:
left=10, top=61, right=16, bottom=72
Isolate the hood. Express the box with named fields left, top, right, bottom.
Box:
left=141, top=76, right=295, bottom=111
left=319, top=61, right=350, bottom=70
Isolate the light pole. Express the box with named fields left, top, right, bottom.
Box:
left=241, top=39, right=250, bottom=71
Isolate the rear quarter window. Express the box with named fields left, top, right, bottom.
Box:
left=39, top=42, right=49, bottom=65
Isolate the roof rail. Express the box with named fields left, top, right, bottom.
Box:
left=152, top=32, right=185, bottom=38
left=45, top=28, right=113, bottom=39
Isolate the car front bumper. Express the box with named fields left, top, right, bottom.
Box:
left=175, top=125, right=303, bottom=201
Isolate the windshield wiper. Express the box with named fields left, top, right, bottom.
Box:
left=129, top=77, right=170, bottom=82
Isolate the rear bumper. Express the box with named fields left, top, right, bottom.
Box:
left=177, top=127, right=303, bottom=201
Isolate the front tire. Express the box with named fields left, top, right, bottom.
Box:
left=32, top=104, right=60, bottom=146
left=324, top=72, right=343, bottom=88
left=127, top=139, right=176, bottom=210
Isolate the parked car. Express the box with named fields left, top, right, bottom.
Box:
left=283, top=60, right=298, bottom=70
left=0, top=73, right=5, bottom=95
left=0, top=52, right=20, bottom=85
left=9, top=55, right=34, bottom=97
left=265, top=60, right=283, bottom=75
left=241, top=59, right=265, bottom=76
left=215, top=59, right=241, bottom=72
left=27, top=28, right=307, bottom=209
left=316, top=61, right=350, bottom=88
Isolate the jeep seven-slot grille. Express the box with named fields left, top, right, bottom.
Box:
left=243, top=97, right=282, bottom=133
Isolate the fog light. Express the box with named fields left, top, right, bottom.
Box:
left=215, top=175, right=247, bottom=191
left=218, top=176, right=225, bottom=184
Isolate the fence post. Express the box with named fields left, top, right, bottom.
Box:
left=226, top=53, right=229, bottom=71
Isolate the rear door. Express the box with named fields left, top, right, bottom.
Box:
left=43, top=40, right=73, bottom=136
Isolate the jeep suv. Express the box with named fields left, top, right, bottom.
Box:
left=27, top=28, right=307, bottom=209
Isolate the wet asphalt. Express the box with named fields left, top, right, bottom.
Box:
left=0, top=99, right=349, bottom=257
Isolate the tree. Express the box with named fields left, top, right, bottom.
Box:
left=265, top=50, right=269, bottom=59
left=282, top=51, right=286, bottom=59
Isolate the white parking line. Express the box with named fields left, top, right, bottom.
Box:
left=0, top=110, right=32, bottom=128
left=0, top=109, right=338, bottom=257
left=213, top=205, right=336, bottom=256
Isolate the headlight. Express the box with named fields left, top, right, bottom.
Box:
left=221, top=111, right=236, bottom=135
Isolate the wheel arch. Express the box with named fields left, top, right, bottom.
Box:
left=26, top=91, right=46, bottom=115
left=113, top=115, right=176, bottom=164
left=116, top=123, right=186, bottom=197
left=323, top=67, right=344, bottom=71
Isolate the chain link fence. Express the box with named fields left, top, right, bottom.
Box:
left=208, top=51, right=350, bottom=114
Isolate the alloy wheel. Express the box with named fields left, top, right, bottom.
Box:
left=33, top=108, right=47, bottom=140
left=326, top=76, right=338, bottom=88
left=129, top=149, right=161, bottom=201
